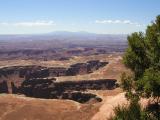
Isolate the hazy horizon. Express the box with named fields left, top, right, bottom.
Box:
left=0, top=30, right=129, bottom=36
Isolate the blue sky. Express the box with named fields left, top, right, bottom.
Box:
left=0, top=0, right=160, bottom=34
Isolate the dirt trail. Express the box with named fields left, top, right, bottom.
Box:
left=91, top=91, right=149, bottom=120
left=91, top=93, right=128, bottom=120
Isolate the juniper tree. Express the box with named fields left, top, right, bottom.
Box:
left=112, top=15, right=160, bottom=120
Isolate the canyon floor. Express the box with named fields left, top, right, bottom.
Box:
left=0, top=53, right=129, bottom=120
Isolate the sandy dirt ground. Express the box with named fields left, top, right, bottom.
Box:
left=91, top=92, right=127, bottom=120
left=0, top=94, right=101, bottom=120
left=0, top=89, right=125, bottom=120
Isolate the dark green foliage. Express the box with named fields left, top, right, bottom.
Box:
left=123, top=15, right=160, bottom=101
left=123, top=15, right=160, bottom=79
left=123, top=32, right=150, bottom=79
left=112, top=101, right=150, bottom=120
left=138, top=68, right=160, bottom=99
left=112, top=15, right=160, bottom=120
left=120, top=72, right=134, bottom=92
left=145, top=16, right=160, bottom=70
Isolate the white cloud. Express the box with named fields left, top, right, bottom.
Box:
left=0, top=21, right=56, bottom=27
left=95, top=19, right=142, bottom=27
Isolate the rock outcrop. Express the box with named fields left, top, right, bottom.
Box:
left=15, top=78, right=116, bottom=103
left=53, top=79, right=116, bottom=91
left=0, top=75, right=116, bottom=103
left=20, top=78, right=55, bottom=98
left=0, top=60, right=111, bottom=103
left=0, top=60, right=108, bottom=80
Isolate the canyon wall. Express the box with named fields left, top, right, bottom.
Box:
left=18, top=78, right=116, bottom=103
left=0, top=60, right=108, bottom=93
left=0, top=60, right=113, bottom=103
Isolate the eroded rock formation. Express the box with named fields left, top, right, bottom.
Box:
left=66, top=60, right=108, bottom=76
left=16, top=78, right=116, bottom=103
left=0, top=77, right=117, bottom=103
left=0, top=60, right=112, bottom=103
left=0, top=60, right=108, bottom=80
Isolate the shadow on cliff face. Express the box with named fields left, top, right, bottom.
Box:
left=5, top=77, right=117, bottom=104
left=0, top=77, right=117, bottom=103
left=61, top=91, right=102, bottom=103
left=17, top=78, right=105, bottom=103
left=0, top=60, right=108, bottom=80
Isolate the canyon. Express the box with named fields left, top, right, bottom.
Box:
left=0, top=35, right=128, bottom=120
left=0, top=59, right=118, bottom=104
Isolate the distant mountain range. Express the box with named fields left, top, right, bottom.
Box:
left=0, top=31, right=127, bottom=42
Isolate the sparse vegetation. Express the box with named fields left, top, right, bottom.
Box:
left=110, top=101, right=150, bottom=120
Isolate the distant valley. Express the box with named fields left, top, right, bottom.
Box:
left=0, top=32, right=127, bottom=60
